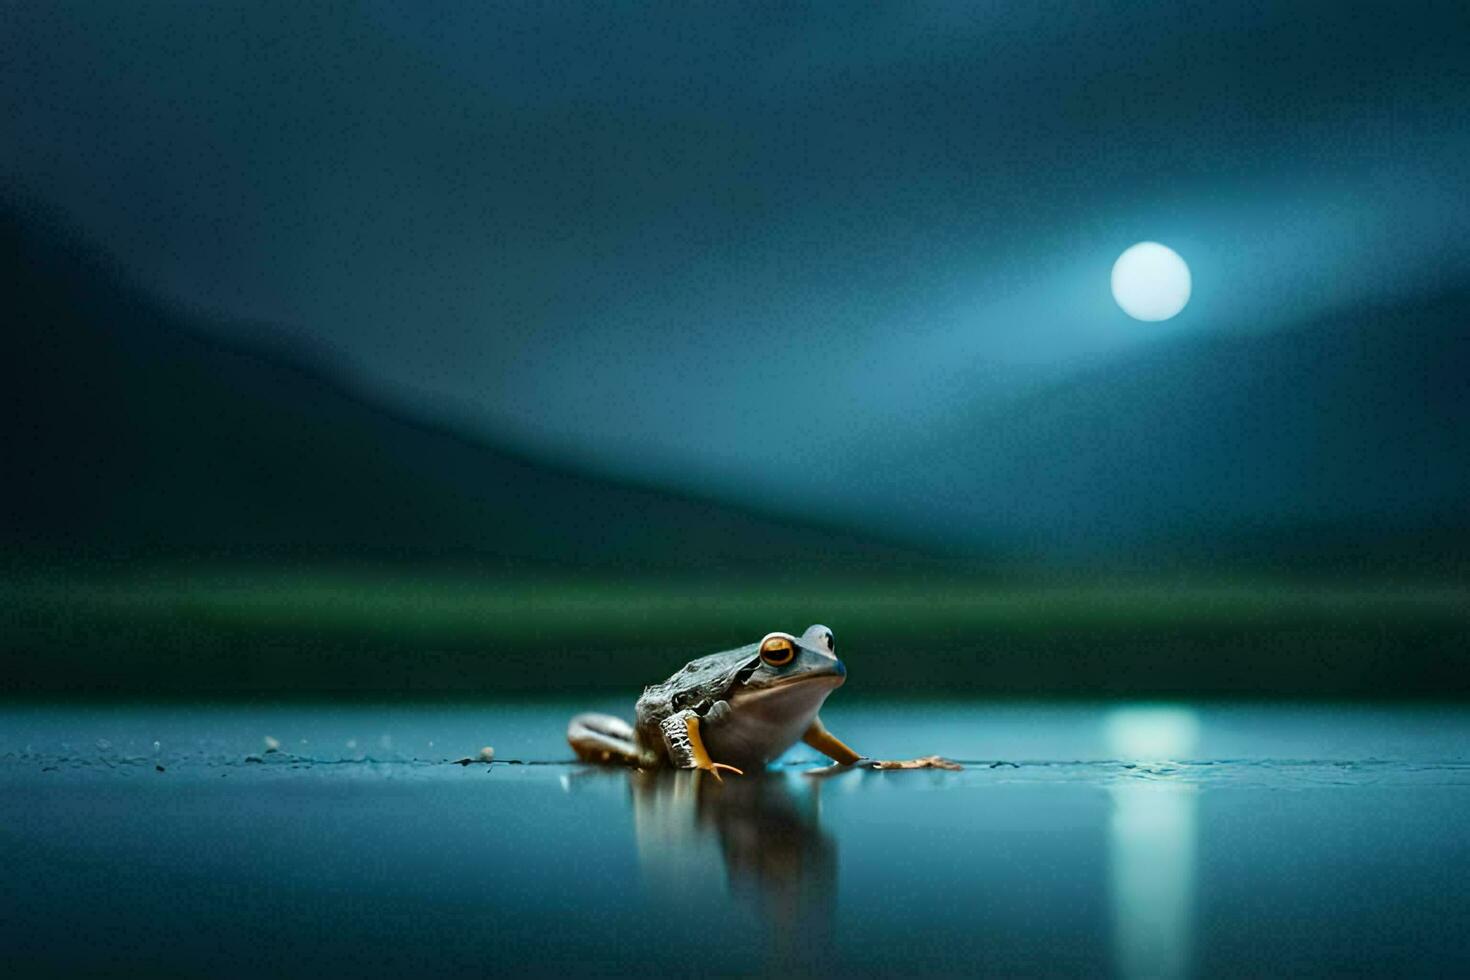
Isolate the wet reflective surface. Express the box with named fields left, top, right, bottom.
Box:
left=3, top=703, right=1469, bottom=976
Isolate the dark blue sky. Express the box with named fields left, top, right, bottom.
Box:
left=5, top=2, right=1468, bottom=548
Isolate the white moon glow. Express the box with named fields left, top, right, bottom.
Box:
left=1111, top=242, right=1191, bottom=321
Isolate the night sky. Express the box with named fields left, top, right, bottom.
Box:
left=5, top=2, right=1468, bottom=552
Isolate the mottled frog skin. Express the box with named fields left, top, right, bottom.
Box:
left=567, top=624, right=860, bottom=775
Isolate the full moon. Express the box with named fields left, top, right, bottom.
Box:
left=1111, top=242, right=1191, bottom=321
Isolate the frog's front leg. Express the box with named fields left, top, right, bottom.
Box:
left=659, top=705, right=744, bottom=780
left=801, top=715, right=863, bottom=766
left=803, top=716, right=964, bottom=773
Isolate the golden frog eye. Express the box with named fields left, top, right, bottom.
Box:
left=760, top=635, right=796, bottom=667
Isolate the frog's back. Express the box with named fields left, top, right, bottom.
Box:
left=634, top=644, right=757, bottom=761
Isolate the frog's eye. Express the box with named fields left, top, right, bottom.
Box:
left=760, top=635, right=796, bottom=667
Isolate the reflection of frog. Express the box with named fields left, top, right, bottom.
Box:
left=630, top=770, right=836, bottom=971
left=568, top=625, right=862, bottom=777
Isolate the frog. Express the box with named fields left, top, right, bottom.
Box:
left=567, top=625, right=864, bottom=777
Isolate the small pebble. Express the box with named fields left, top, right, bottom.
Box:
left=478, top=746, right=495, bottom=763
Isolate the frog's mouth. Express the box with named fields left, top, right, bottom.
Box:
left=739, top=658, right=846, bottom=702
left=774, top=658, right=846, bottom=688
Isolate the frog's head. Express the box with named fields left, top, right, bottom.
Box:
left=728, top=624, right=846, bottom=713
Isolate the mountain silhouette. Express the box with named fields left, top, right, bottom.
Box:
left=874, top=286, right=1470, bottom=571
left=3, top=203, right=933, bottom=570
left=9, top=199, right=1465, bottom=575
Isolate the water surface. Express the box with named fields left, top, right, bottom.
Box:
left=3, top=702, right=1468, bottom=976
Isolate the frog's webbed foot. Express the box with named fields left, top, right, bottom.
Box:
left=698, top=759, right=745, bottom=781
left=801, top=716, right=961, bottom=772
left=804, top=754, right=964, bottom=777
